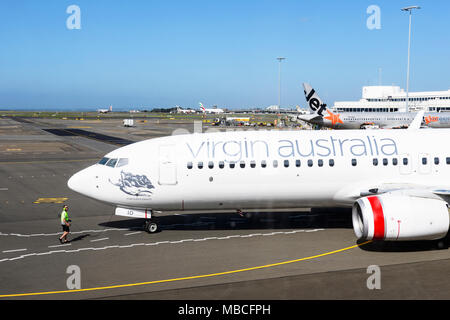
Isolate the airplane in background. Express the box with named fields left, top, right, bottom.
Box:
left=298, top=83, right=450, bottom=129
left=98, top=105, right=112, bottom=114
left=68, top=111, right=450, bottom=247
left=176, top=106, right=196, bottom=114
left=200, top=102, right=224, bottom=114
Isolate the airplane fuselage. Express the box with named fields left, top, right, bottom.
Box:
left=202, top=109, right=224, bottom=114
left=303, top=111, right=450, bottom=129
left=68, top=129, right=450, bottom=211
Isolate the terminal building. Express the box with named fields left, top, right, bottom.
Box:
left=333, top=85, right=450, bottom=113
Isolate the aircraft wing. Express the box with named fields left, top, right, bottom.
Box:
left=432, top=189, right=450, bottom=203
left=358, top=183, right=450, bottom=204
left=408, top=110, right=425, bottom=130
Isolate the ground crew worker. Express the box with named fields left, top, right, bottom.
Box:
left=59, top=205, right=71, bottom=243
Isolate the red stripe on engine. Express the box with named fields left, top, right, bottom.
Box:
left=367, top=196, right=385, bottom=240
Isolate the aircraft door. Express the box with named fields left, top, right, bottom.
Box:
left=158, top=145, right=177, bottom=185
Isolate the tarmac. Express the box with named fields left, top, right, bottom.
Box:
left=0, top=115, right=449, bottom=300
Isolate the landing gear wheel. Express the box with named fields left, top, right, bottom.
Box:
left=145, top=219, right=159, bottom=234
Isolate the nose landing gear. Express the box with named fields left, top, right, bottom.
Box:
left=143, top=210, right=159, bottom=233
left=145, top=219, right=159, bottom=233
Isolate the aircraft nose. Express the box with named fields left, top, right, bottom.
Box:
left=67, top=166, right=97, bottom=196
left=67, top=170, right=85, bottom=194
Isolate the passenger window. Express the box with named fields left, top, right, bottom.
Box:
left=117, top=158, right=129, bottom=167
left=284, top=160, right=289, bottom=168
left=422, top=157, right=427, bottom=165
left=98, top=157, right=109, bottom=165
left=187, top=161, right=193, bottom=169
left=273, top=160, right=278, bottom=168
left=434, top=157, right=439, bottom=165
left=250, top=160, right=256, bottom=168
left=403, top=158, right=408, bottom=165
left=208, top=161, right=214, bottom=169
left=229, top=161, right=236, bottom=169
left=106, top=158, right=118, bottom=168
left=295, top=160, right=301, bottom=167
left=261, top=160, right=267, bottom=168
left=382, top=158, right=388, bottom=166
left=447, top=157, right=450, bottom=165
left=351, top=159, right=357, bottom=166
left=198, top=161, right=204, bottom=169
left=240, top=161, right=245, bottom=168
left=329, top=159, right=335, bottom=167
left=392, top=158, right=398, bottom=166
left=318, top=159, right=323, bottom=167
left=219, top=161, right=225, bottom=169
left=307, top=160, right=313, bottom=167
left=373, top=158, right=378, bottom=166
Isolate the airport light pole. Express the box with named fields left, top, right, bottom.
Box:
left=277, top=57, right=286, bottom=109
left=401, top=5, right=420, bottom=112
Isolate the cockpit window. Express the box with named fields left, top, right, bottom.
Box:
left=117, top=158, right=129, bottom=167
left=98, top=157, right=109, bottom=165
left=106, top=158, right=118, bottom=168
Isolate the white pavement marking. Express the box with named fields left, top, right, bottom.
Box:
left=0, top=222, right=214, bottom=238
left=124, top=232, right=141, bottom=236
left=0, top=188, right=8, bottom=191
left=90, top=237, right=109, bottom=242
left=2, top=248, right=27, bottom=253
left=0, top=228, right=139, bottom=238
left=48, top=244, right=71, bottom=248
left=306, top=229, right=325, bottom=233
left=0, top=229, right=324, bottom=263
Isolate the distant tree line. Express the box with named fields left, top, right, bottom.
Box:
left=140, top=107, right=178, bottom=113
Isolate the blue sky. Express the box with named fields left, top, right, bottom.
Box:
left=0, top=0, right=449, bottom=110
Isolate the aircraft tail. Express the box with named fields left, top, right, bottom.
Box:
left=199, top=102, right=205, bottom=111
left=109, top=105, right=112, bottom=112
left=303, top=83, right=327, bottom=116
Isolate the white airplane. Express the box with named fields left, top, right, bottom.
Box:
left=200, top=102, right=224, bottom=114
left=98, top=105, right=112, bottom=114
left=176, top=106, right=196, bottom=114
left=299, top=83, right=450, bottom=129
left=68, top=114, right=450, bottom=245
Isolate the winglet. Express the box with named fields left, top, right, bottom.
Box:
left=408, top=110, right=425, bottom=130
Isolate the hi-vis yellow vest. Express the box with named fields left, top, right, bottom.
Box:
left=61, top=209, right=69, bottom=225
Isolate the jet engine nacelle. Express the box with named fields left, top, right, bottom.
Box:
left=352, top=195, right=449, bottom=241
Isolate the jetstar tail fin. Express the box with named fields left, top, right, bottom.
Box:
left=303, top=83, right=327, bottom=116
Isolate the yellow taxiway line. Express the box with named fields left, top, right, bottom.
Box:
left=0, top=241, right=372, bottom=298
left=33, top=197, right=68, bottom=204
